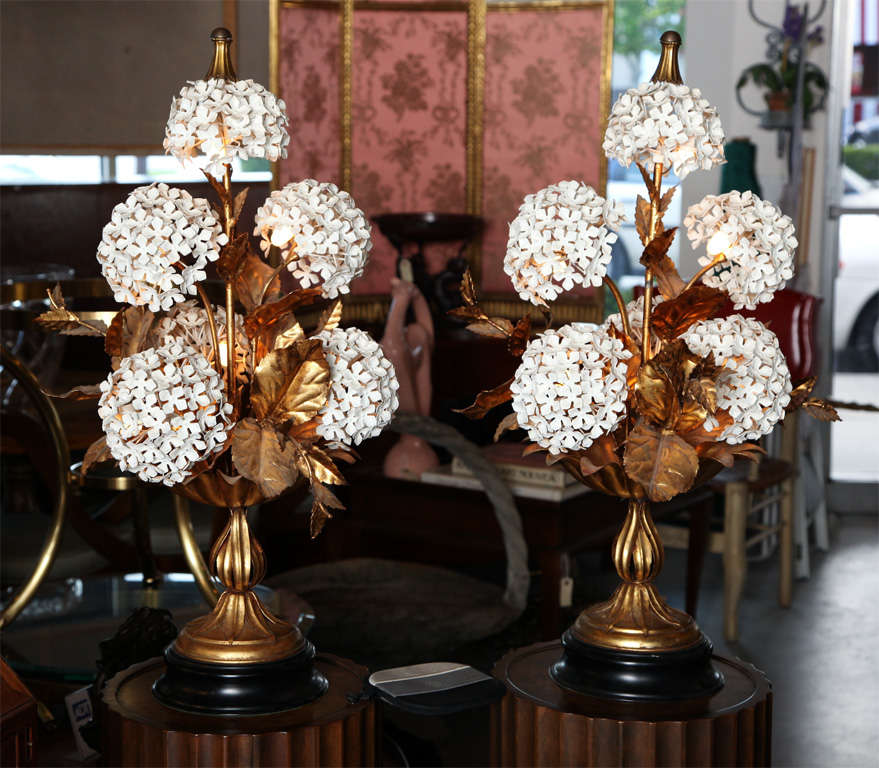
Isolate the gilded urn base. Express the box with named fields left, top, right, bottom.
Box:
left=550, top=499, right=724, bottom=701
left=153, top=506, right=328, bottom=715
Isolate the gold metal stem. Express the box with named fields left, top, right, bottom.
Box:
left=641, top=162, right=664, bottom=362
left=195, top=283, right=223, bottom=377
left=171, top=507, right=304, bottom=664
left=172, top=494, right=220, bottom=607
left=222, top=164, right=236, bottom=402
left=257, top=247, right=297, bottom=306
left=603, top=275, right=632, bottom=340
left=570, top=499, right=701, bottom=651
left=683, top=253, right=726, bottom=292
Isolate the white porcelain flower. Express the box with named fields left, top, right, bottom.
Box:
left=254, top=180, right=372, bottom=299
left=510, top=323, right=631, bottom=454
left=164, top=78, right=290, bottom=177
left=603, top=81, right=725, bottom=179
left=504, top=181, right=625, bottom=306
left=96, top=183, right=227, bottom=313
left=602, top=295, right=664, bottom=344
left=684, top=191, right=796, bottom=310
left=314, top=327, right=399, bottom=446
left=150, top=300, right=249, bottom=382
left=97, top=342, right=233, bottom=486
left=683, top=315, right=791, bottom=444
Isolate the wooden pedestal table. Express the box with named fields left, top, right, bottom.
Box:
left=102, top=654, right=375, bottom=767
left=492, top=641, right=772, bottom=767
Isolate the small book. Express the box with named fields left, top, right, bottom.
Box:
left=451, top=441, right=577, bottom=489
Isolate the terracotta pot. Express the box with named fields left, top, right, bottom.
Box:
left=764, top=91, right=790, bottom=111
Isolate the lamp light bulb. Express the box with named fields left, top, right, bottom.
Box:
left=706, top=230, right=732, bottom=257
left=218, top=340, right=228, bottom=366
left=270, top=225, right=294, bottom=248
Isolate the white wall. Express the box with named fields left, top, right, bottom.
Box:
left=681, top=0, right=834, bottom=295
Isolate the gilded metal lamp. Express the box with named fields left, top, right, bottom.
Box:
left=455, top=30, right=836, bottom=700
left=37, top=28, right=400, bottom=714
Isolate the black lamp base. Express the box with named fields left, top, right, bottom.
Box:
left=153, top=641, right=328, bottom=716
left=550, top=629, right=724, bottom=702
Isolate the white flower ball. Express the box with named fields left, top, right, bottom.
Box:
left=164, top=78, right=290, bottom=177
left=603, top=81, right=725, bottom=179
left=254, top=180, right=372, bottom=299
left=684, top=190, right=797, bottom=310
left=150, top=300, right=250, bottom=382
left=97, top=343, right=233, bottom=486
left=96, top=183, right=227, bottom=312
left=510, top=323, right=631, bottom=454
left=602, top=295, right=664, bottom=344
left=682, top=315, right=791, bottom=444
left=314, top=327, right=399, bottom=445
left=504, top=181, right=625, bottom=306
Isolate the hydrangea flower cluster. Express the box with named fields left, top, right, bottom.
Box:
left=683, top=315, right=792, bottom=444
left=602, top=295, right=664, bottom=344
left=254, top=180, right=373, bottom=299
left=96, top=183, right=227, bottom=312
left=504, top=181, right=625, bottom=306
left=314, top=327, right=400, bottom=446
left=98, top=343, right=233, bottom=486
left=511, top=323, right=631, bottom=454
left=603, top=82, right=725, bottom=179
left=150, top=300, right=250, bottom=381
left=684, top=190, right=797, bottom=310
left=164, top=78, right=290, bottom=177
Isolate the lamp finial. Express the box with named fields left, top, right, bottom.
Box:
left=206, top=27, right=237, bottom=81
left=650, top=30, right=683, bottom=85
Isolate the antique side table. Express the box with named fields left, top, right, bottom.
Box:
left=492, top=641, right=771, bottom=767
left=102, top=654, right=375, bottom=767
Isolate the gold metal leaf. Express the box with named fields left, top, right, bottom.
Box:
left=35, top=307, right=106, bottom=336
left=461, top=268, right=478, bottom=306
left=315, top=300, right=343, bottom=335
left=448, top=305, right=486, bottom=321
left=635, top=360, right=677, bottom=426
left=786, top=376, right=817, bottom=412
left=296, top=445, right=346, bottom=485
left=312, top=481, right=345, bottom=510
left=244, top=288, right=323, bottom=340
left=623, top=420, right=699, bottom=502
left=493, top=412, right=520, bottom=442
left=453, top=378, right=513, bottom=419
left=251, top=339, right=330, bottom=425
left=235, top=251, right=283, bottom=314
left=466, top=318, right=514, bottom=339
left=802, top=398, right=841, bottom=422
left=685, top=377, right=717, bottom=414
left=640, top=227, right=678, bottom=266
left=640, top=228, right=685, bottom=300
left=309, top=499, right=332, bottom=539
left=216, top=232, right=250, bottom=282
left=230, top=417, right=299, bottom=500
left=508, top=316, right=531, bottom=356
left=649, top=284, right=727, bottom=340
left=637, top=163, right=656, bottom=199
left=635, top=196, right=652, bottom=245
left=105, top=306, right=155, bottom=361
left=658, top=185, right=677, bottom=216
left=45, top=384, right=102, bottom=400
left=272, top=314, right=305, bottom=350
left=233, top=186, right=249, bottom=223
left=81, top=436, right=113, bottom=475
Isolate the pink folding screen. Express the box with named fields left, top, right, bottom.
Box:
left=275, top=0, right=610, bottom=309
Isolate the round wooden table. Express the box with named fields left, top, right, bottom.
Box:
left=492, top=641, right=771, bottom=767
left=102, top=654, right=375, bottom=767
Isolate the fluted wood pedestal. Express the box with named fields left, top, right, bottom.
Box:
left=102, top=654, right=375, bottom=767
left=492, top=641, right=771, bottom=767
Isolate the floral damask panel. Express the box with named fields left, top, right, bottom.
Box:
left=277, top=7, right=341, bottom=188
left=350, top=10, right=469, bottom=293
left=481, top=6, right=606, bottom=294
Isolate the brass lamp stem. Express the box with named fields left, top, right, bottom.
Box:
left=222, top=164, right=236, bottom=403
left=603, top=275, right=633, bottom=340
left=195, top=283, right=223, bottom=377
left=641, top=162, right=664, bottom=362
left=684, top=253, right=726, bottom=292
